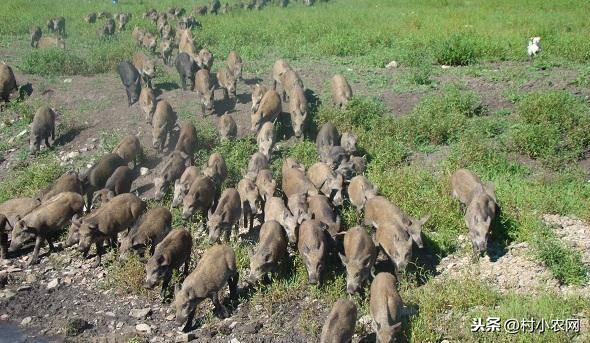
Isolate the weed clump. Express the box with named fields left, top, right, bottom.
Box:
left=21, top=49, right=90, bottom=76
left=435, top=33, right=480, bottom=66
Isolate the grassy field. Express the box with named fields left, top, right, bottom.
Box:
left=1, top=0, right=590, bottom=342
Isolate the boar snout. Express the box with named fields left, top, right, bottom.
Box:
left=346, top=283, right=358, bottom=295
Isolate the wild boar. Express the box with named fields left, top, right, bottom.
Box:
left=145, top=228, right=192, bottom=298
left=175, top=121, right=197, bottom=158
left=113, top=135, right=141, bottom=168
left=250, top=84, right=268, bottom=112
left=320, top=145, right=347, bottom=170
left=30, top=26, right=42, bottom=48
left=85, top=12, right=97, bottom=23
left=47, top=16, right=65, bottom=36
left=364, top=196, right=430, bottom=249
left=264, top=197, right=298, bottom=244
left=156, top=14, right=168, bottom=33
left=29, top=106, right=57, bottom=154
left=298, top=219, right=327, bottom=284
left=154, top=150, right=191, bottom=201
left=250, top=89, right=281, bottom=132
left=100, top=18, right=116, bottom=37
left=141, top=32, right=157, bottom=52
left=287, top=193, right=310, bottom=225
left=174, top=244, right=238, bottom=332
left=132, top=52, right=155, bottom=88
left=152, top=100, right=177, bottom=151
left=370, top=272, right=403, bottom=343
left=282, top=167, right=316, bottom=199
left=244, top=152, right=269, bottom=181
left=140, top=87, right=156, bottom=123
left=39, top=171, right=83, bottom=203
left=182, top=175, right=217, bottom=220
left=37, top=36, right=66, bottom=49
left=79, top=153, right=126, bottom=207
left=77, top=193, right=145, bottom=266
left=340, top=132, right=357, bottom=155
left=237, top=178, right=259, bottom=231
left=255, top=169, right=276, bottom=203
left=272, top=59, right=291, bottom=92
left=120, top=207, right=172, bottom=259
left=104, top=166, right=133, bottom=195
left=248, top=220, right=287, bottom=283
left=465, top=190, right=497, bottom=255
left=116, top=12, right=131, bottom=31
left=160, top=24, right=174, bottom=40
left=195, top=5, right=208, bottom=15
left=203, top=152, right=228, bottom=188
left=132, top=26, right=146, bottom=44
left=11, top=192, right=84, bottom=265
left=89, top=189, right=115, bottom=210
left=207, top=188, right=241, bottom=242
left=308, top=194, right=341, bottom=237
left=161, top=39, right=175, bottom=66
left=0, top=198, right=40, bottom=258
left=226, top=51, right=243, bottom=80
left=339, top=226, right=376, bottom=294
left=98, top=11, right=112, bottom=19
left=289, top=85, right=308, bottom=138
left=320, top=298, right=357, bottom=343
left=256, top=122, right=275, bottom=159
left=331, top=74, right=353, bottom=108
left=218, top=113, right=237, bottom=141
left=196, top=48, right=214, bottom=70
left=172, top=166, right=200, bottom=208
left=209, top=0, right=222, bottom=15
left=217, top=66, right=237, bottom=100
left=279, top=69, right=303, bottom=101
left=175, top=52, right=198, bottom=91
left=375, top=222, right=413, bottom=274
left=451, top=168, right=497, bottom=206
left=195, top=69, right=215, bottom=116
left=348, top=175, right=378, bottom=212
left=117, top=61, right=141, bottom=106
left=0, top=63, right=18, bottom=103
left=316, top=122, right=340, bottom=153
left=178, top=29, right=198, bottom=61
left=350, top=155, right=367, bottom=175
left=0, top=214, right=12, bottom=259
left=307, top=162, right=344, bottom=206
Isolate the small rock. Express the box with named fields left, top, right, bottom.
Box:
left=136, top=323, right=151, bottom=334
left=140, top=167, right=149, bottom=176
left=104, top=312, right=116, bottom=317
left=16, top=129, right=27, bottom=138
left=17, top=285, right=31, bottom=292
left=47, top=278, right=59, bottom=290
left=165, top=314, right=175, bottom=321
left=66, top=151, right=80, bottom=160
left=64, top=78, right=72, bottom=83
left=229, top=321, right=238, bottom=330
left=229, top=339, right=241, bottom=343
left=25, top=274, right=37, bottom=283
left=386, top=60, right=399, bottom=69
left=21, top=317, right=32, bottom=326
left=441, top=65, right=451, bottom=69
left=175, top=333, right=196, bottom=342
left=129, top=308, right=152, bottom=319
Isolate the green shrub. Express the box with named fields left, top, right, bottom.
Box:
left=21, top=49, right=90, bottom=76
left=435, top=33, right=480, bottom=66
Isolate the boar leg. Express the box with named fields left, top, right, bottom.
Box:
left=0, top=232, right=7, bottom=259
left=46, top=237, right=56, bottom=253
left=183, top=259, right=190, bottom=276
left=94, top=241, right=104, bottom=267
left=200, top=103, right=206, bottom=117
left=179, top=76, right=187, bottom=91
left=161, top=270, right=172, bottom=299
left=181, top=307, right=197, bottom=332
left=211, top=293, right=229, bottom=319
left=28, top=235, right=44, bottom=266
left=272, top=80, right=277, bottom=91
left=228, top=272, right=239, bottom=301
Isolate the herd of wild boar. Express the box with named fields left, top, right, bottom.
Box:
left=0, top=2, right=499, bottom=342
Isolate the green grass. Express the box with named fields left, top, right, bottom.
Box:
left=0, top=154, right=65, bottom=202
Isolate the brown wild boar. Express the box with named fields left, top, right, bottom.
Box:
left=140, top=87, right=156, bottom=123
left=100, top=18, right=116, bottom=37
left=364, top=196, right=430, bottom=249
left=77, top=193, right=145, bottom=266
left=89, top=189, right=115, bottom=210
left=152, top=100, right=177, bottom=151
left=144, top=228, right=192, bottom=298
left=104, top=166, right=134, bottom=195
left=375, top=222, right=413, bottom=274
left=47, top=16, right=65, bottom=36
left=282, top=166, right=317, bottom=199
left=248, top=220, right=287, bottom=283
left=112, top=135, right=141, bottom=169
left=0, top=198, right=40, bottom=258
left=350, top=155, right=367, bottom=175
left=316, top=122, right=340, bottom=154
left=85, top=12, right=97, bottom=23
left=320, top=298, right=357, bottom=343
left=272, top=59, right=291, bottom=92
left=226, top=50, right=243, bottom=80
left=39, top=171, right=83, bottom=203
left=207, top=188, right=241, bottom=242
left=465, top=190, right=497, bottom=255
left=451, top=168, right=497, bottom=206
left=175, top=121, right=197, bottom=158
left=132, top=52, right=155, bottom=88
left=340, top=131, right=357, bottom=155
left=30, top=26, right=42, bottom=48
left=79, top=153, right=126, bottom=207
left=217, top=67, right=237, bottom=100
left=307, top=162, right=344, bottom=206
left=308, top=194, right=341, bottom=236
left=264, top=197, right=298, bottom=244
left=218, top=113, right=237, bottom=141
left=289, top=85, right=308, bottom=138
left=255, top=169, right=276, bottom=203
left=172, top=166, right=200, bottom=208
left=11, top=192, right=84, bottom=265
left=250, top=84, right=268, bottom=112
left=120, top=207, right=172, bottom=259
left=141, top=32, right=157, bottom=52
left=174, top=244, right=238, bottom=332
left=154, top=150, right=191, bottom=201
left=196, top=48, right=214, bottom=70
left=30, top=106, right=56, bottom=154
left=195, top=69, right=215, bottom=115
left=251, top=89, right=281, bottom=132
left=331, top=74, right=353, bottom=108
left=287, top=193, right=310, bottom=225
left=178, top=29, right=198, bottom=61
left=244, top=152, right=269, bottom=181
left=98, top=11, right=112, bottom=19
left=0, top=63, right=18, bottom=103
left=132, top=26, right=146, bottom=44
left=203, top=152, right=228, bottom=187
left=348, top=175, right=378, bottom=212
left=161, top=39, right=175, bottom=66
left=156, top=13, right=168, bottom=33
left=339, top=226, right=376, bottom=294
left=116, top=12, right=131, bottom=31
left=182, top=175, right=217, bottom=220
left=370, top=272, right=403, bottom=343
left=237, top=178, right=259, bottom=231
left=298, top=219, right=327, bottom=284
left=279, top=69, right=303, bottom=101
left=257, top=121, right=275, bottom=159
left=322, top=146, right=348, bottom=171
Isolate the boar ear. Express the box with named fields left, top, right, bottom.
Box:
left=484, top=216, right=492, bottom=227
left=338, top=252, right=347, bottom=266
left=419, top=214, right=431, bottom=226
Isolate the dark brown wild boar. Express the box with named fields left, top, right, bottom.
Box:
left=154, top=150, right=191, bottom=201
left=218, top=113, right=237, bottom=141
left=244, top=152, right=268, bottom=181
left=348, top=175, right=378, bottom=213
left=80, top=153, right=127, bottom=207
left=203, top=152, right=228, bottom=188
left=248, top=220, right=287, bottom=283
left=182, top=175, right=216, bottom=220
left=30, top=26, right=42, bottom=48
left=307, top=162, right=344, bottom=206
left=140, top=87, right=156, bottom=123
left=282, top=166, right=317, bottom=199
left=152, top=100, right=177, bottom=151
left=298, top=219, right=327, bottom=284
left=289, top=85, right=308, bottom=138
left=320, top=298, right=357, bottom=343
left=39, top=171, right=83, bottom=203
left=339, top=226, right=376, bottom=294
left=207, top=188, right=241, bottom=242
left=308, top=194, right=341, bottom=237
left=316, top=122, right=340, bottom=154
left=216, top=66, right=237, bottom=100
left=264, top=197, right=298, bottom=244
left=237, top=178, right=259, bottom=231
left=113, top=135, right=141, bottom=169
left=0, top=198, right=40, bottom=259
left=145, top=228, right=192, bottom=298
left=30, top=106, right=57, bottom=154
left=255, top=169, right=276, bottom=203
left=172, top=166, right=200, bottom=208
left=370, top=272, right=403, bottom=343
left=174, top=244, right=238, bottom=332
left=104, top=166, right=133, bottom=194
left=175, top=121, right=197, bottom=159
left=331, top=74, right=353, bottom=109
left=250, top=90, right=281, bottom=132
left=195, top=69, right=215, bottom=115
left=120, top=207, right=172, bottom=259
